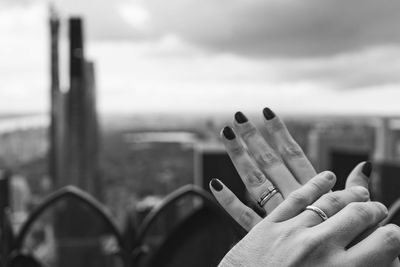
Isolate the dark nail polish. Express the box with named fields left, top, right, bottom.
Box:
left=234, top=111, right=248, bottom=124
left=362, top=161, right=372, bottom=177
left=263, top=107, right=276, bottom=120
left=211, top=179, right=223, bottom=191
left=222, top=126, right=235, bottom=140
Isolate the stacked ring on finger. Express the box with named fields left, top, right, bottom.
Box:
left=305, top=205, right=328, bottom=221
left=258, top=186, right=279, bottom=207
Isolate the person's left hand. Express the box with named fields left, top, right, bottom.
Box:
left=210, top=108, right=371, bottom=231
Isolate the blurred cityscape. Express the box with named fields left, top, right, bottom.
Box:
left=2, top=1, right=400, bottom=267
left=3, top=111, right=400, bottom=266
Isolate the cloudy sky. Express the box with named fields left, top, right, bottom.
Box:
left=1, top=0, right=400, bottom=115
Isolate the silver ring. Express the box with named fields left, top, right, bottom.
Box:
left=305, top=205, right=328, bottom=221
left=258, top=186, right=279, bottom=207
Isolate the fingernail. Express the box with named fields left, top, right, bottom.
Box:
left=263, top=107, right=275, bottom=120
left=361, top=161, right=372, bottom=177
left=375, top=201, right=388, bottom=215
left=325, top=171, right=335, bottom=181
left=210, top=179, right=223, bottom=191
left=222, top=126, right=235, bottom=140
left=234, top=111, right=248, bottom=124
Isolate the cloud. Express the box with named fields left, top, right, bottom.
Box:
left=118, top=2, right=151, bottom=32
left=0, top=3, right=48, bottom=113
left=88, top=39, right=400, bottom=114
left=271, top=46, right=400, bottom=89
left=60, top=0, right=400, bottom=58
left=1, top=0, right=400, bottom=115
left=141, top=0, right=400, bottom=58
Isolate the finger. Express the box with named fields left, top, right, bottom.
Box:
left=381, top=199, right=400, bottom=226
left=221, top=126, right=284, bottom=212
left=337, top=161, right=373, bottom=247
left=232, top=113, right=299, bottom=197
left=390, top=259, right=400, bottom=267
left=269, top=171, right=336, bottom=223
left=317, top=201, right=388, bottom=246
left=345, top=161, right=371, bottom=190
left=209, top=178, right=262, bottom=231
left=347, top=224, right=400, bottom=267
left=262, top=107, right=317, bottom=184
left=297, top=186, right=370, bottom=227
left=389, top=259, right=400, bottom=267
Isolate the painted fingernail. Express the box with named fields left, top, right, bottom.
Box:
left=362, top=161, right=372, bottom=177
left=222, top=126, right=235, bottom=140
left=263, top=107, right=275, bottom=120
left=234, top=111, right=248, bottom=124
left=210, top=179, right=223, bottom=191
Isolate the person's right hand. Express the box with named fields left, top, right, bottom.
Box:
left=219, top=172, right=400, bottom=267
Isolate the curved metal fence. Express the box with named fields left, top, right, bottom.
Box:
left=0, top=183, right=242, bottom=267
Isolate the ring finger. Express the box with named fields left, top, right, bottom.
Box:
left=232, top=114, right=300, bottom=196
left=221, top=126, right=284, bottom=213
left=297, top=186, right=370, bottom=227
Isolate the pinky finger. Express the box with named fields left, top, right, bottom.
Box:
left=210, top=178, right=262, bottom=231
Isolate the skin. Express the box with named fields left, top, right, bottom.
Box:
left=210, top=108, right=400, bottom=266
left=212, top=109, right=371, bottom=230
left=218, top=173, right=400, bottom=267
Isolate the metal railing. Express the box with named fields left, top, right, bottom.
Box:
left=1, top=178, right=242, bottom=267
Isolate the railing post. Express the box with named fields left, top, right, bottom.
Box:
left=0, top=170, right=11, bottom=265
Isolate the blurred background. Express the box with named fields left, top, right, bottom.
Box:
left=1, top=0, right=400, bottom=266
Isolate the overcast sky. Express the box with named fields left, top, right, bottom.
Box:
left=1, top=0, right=400, bottom=115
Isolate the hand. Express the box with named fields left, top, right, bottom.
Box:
left=210, top=107, right=370, bottom=230
left=219, top=173, right=400, bottom=267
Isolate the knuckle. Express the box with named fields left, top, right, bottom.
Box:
left=279, top=142, right=304, bottom=159
left=288, top=190, right=310, bottom=207
left=237, top=207, right=256, bottom=229
left=246, top=170, right=266, bottom=186
left=349, top=203, right=372, bottom=221
left=295, top=230, right=327, bottom=254
left=255, top=151, right=281, bottom=168
left=351, top=186, right=370, bottom=201
left=278, top=225, right=300, bottom=241
left=240, top=125, right=258, bottom=140
left=222, top=193, right=236, bottom=207
left=304, top=232, right=324, bottom=247
left=308, top=178, right=326, bottom=194
left=228, top=143, right=244, bottom=157
left=267, top=119, right=286, bottom=133
left=380, top=224, right=400, bottom=249
left=323, top=193, right=343, bottom=211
